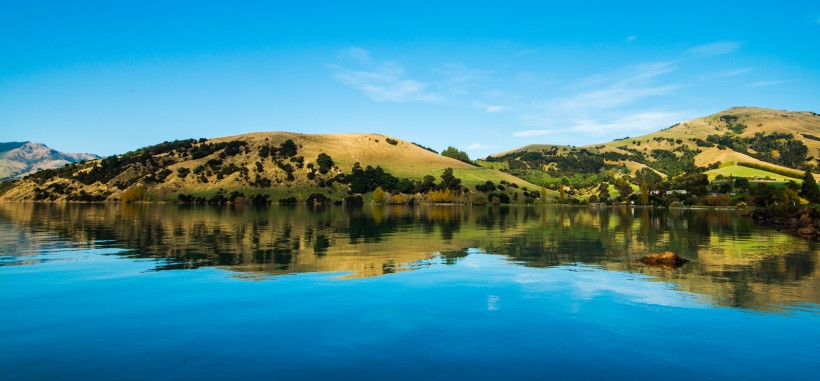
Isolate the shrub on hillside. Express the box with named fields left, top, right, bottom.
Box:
left=177, top=167, right=191, bottom=179
left=475, top=181, right=496, bottom=192
left=121, top=186, right=146, bottom=203
left=316, top=153, right=334, bottom=174
left=278, top=139, right=298, bottom=158
left=487, top=192, right=510, bottom=204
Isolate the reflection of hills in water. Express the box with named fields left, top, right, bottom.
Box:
left=1, top=203, right=817, bottom=310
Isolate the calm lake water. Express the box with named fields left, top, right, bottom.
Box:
left=1, top=203, right=818, bottom=380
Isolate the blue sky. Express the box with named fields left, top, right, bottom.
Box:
left=2, top=1, right=819, bottom=157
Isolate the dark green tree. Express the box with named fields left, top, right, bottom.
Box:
left=636, top=168, right=662, bottom=189
left=316, top=153, right=334, bottom=174
left=346, top=163, right=399, bottom=193
left=439, top=167, right=462, bottom=191
left=418, top=175, right=437, bottom=193
left=801, top=170, right=820, bottom=203
left=278, top=139, right=298, bottom=158
left=751, top=183, right=775, bottom=207
left=616, top=178, right=633, bottom=199
left=669, top=173, right=709, bottom=195
left=598, top=182, right=610, bottom=200
left=396, top=178, right=416, bottom=194
left=441, top=146, right=472, bottom=164
left=639, top=178, right=649, bottom=205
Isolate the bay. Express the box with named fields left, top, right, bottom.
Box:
left=1, top=203, right=818, bottom=380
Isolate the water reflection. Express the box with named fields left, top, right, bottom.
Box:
left=1, top=203, right=818, bottom=310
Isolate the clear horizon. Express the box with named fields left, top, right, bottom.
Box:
left=2, top=1, right=819, bottom=157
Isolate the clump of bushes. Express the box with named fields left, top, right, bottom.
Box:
left=488, top=192, right=510, bottom=204
left=306, top=193, right=331, bottom=205
left=316, top=153, right=334, bottom=174
left=121, top=186, right=146, bottom=203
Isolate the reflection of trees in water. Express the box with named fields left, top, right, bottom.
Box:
left=439, top=249, right=470, bottom=265
left=500, top=232, right=608, bottom=268
left=712, top=250, right=817, bottom=308
left=487, top=206, right=820, bottom=310
left=2, top=203, right=477, bottom=272
left=475, top=206, right=512, bottom=232
left=2, top=203, right=818, bottom=310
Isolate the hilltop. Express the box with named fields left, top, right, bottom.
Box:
left=0, top=132, right=544, bottom=203
left=492, top=107, right=820, bottom=175
left=483, top=107, right=820, bottom=205
left=0, top=142, right=100, bottom=180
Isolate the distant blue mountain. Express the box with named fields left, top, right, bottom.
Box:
left=0, top=142, right=29, bottom=154
left=0, top=142, right=100, bottom=180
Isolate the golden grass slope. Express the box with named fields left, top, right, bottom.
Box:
left=609, top=107, right=820, bottom=168
left=1, top=132, right=542, bottom=202
left=214, top=132, right=475, bottom=179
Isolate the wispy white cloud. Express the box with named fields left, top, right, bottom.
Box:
left=332, top=48, right=439, bottom=103
left=332, top=49, right=499, bottom=104
left=510, top=61, right=684, bottom=139
left=330, top=49, right=692, bottom=148
left=515, top=48, right=541, bottom=57
left=704, top=68, right=752, bottom=79
left=687, top=41, right=743, bottom=56
left=554, top=61, right=679, bottom=111
left=625, top=35, right=637, bottom=42
left=570, top=111, right=685, bottom=136
left=513, top=129, right=555, bottom=137
left=436, top=63, right=491, bottom=84
left=748, top=80, right=789, bottom=88
left=434, top=63, right=493, bottom=98
left=464, top=143, right=492, bottom=151
left=344, top=47, right=371, bottom=65
left=557, top=83, right=679, bottom=111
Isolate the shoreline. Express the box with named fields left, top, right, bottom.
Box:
left=748, top=205, right=820, bottom=240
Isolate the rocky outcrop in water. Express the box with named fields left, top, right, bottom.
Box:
left=638, top=251, right=690, bottom=268
left=749, top=206, right=820, bottom=239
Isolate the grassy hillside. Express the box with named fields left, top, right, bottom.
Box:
left=602, top=107, right=820, bottom=172
left=0, top=132, right=547, bottom=203
left=490, top=107, right=817, bottom=179
left=706, top=164, right=800, bottom=183
left=483, top=107, right=820, bottom=205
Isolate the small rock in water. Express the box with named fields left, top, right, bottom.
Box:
left=638, top=251, right=689, bottom=268
left=797, top=226, right=816, bottom=236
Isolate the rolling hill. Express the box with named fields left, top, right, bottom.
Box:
left=0, top=142, right=100, bottom=180
left=486, top=107, right=820, bottom=187
left=0, top=132, right=544, bottom=203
